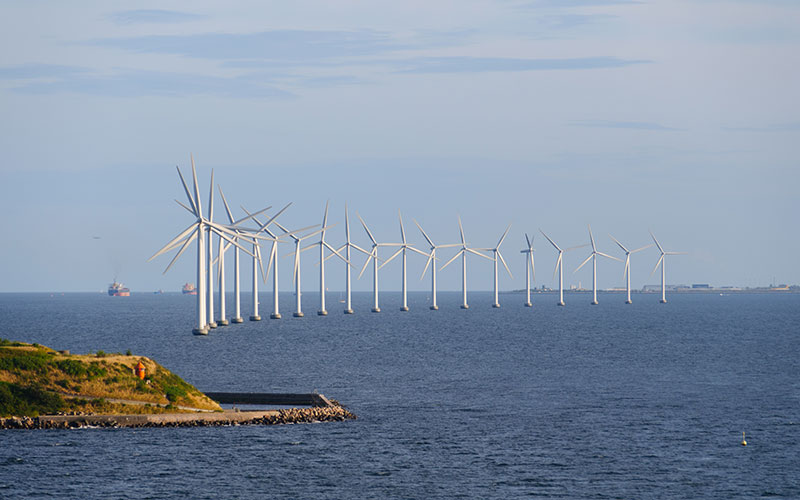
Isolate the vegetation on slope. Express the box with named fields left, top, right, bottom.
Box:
left=0, top=339, right=221, bottom=417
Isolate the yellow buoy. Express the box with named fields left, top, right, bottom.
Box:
left=741, top=431, right=747, bottom=446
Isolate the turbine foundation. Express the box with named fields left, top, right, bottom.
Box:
left=192, top=328, right=209, bottom=336
left=317, top=310, right=328, bottom=316
left=460, top=304, right=469, bottom=310
left=492, top=303, right=500, bottom=308
left=591, top=300, right=599, bottom=306
left=660, top=299, right=667, bottom=304
left=270, top=313, right=281, bottom=319
left=208, top=322, right=218, bottom=329
left=524, top=302, right=532, bottom=307
left=371, top=307, right=381, bottom=313
left=231, top=317, right=244, bottom=323
left=293, top=312, right=304, bottom=318
left=430, top=305, right=439, bottom=311
left=625, top=300, right=632, bottom=305
left=217, top=319, right=229, bottom=326
left=344, top=309, right=354, bottom=314
left=557, top=301, right=565, bottom=307
left=249, top=315, right=261, bottom=321
left=400, top=306, right=409, bottom=312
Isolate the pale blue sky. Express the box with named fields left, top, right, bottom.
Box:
left=0, top=1, right=797, bottom=292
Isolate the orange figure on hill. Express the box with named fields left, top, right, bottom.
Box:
left=135, top=361, right=146, bottom=380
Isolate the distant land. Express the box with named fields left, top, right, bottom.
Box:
left=510, top=285, right=799, bottom=294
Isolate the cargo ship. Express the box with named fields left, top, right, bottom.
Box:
left=108, top=280, right=130, bottom=297
left=182, top=283, right=197, bottom=295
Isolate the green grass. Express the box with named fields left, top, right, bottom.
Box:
left=0, top=381, right=65, bottom=417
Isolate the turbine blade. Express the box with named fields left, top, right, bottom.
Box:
left=398, top=210, right=407, bottom=244
left=608, top=234, right=628, bottom=253
left=565, top=244, right=589, bottom=252
left=525, top=233, right=531, bottom=249
left=350, top=243, right=372, bottom=257
left=207, top=169, right=214, bottom=222
left=176, top=166, right=198, bottom=216
left=217, top=186, right=236, bottom=225
left=631, top=244, right=654, bottom=253
left=466, top=248, right=493, bottom=261
left=651, top=255, right=664, bottom=276
left=497, top=224, right=511, bottom=249
left=357, top=253, right=373, bottom=280
left=574, top=253, right=593, bottom=273
left=553, top=253, right=562, bottom=280
left=539, top=229, right=561, bottom=252
left=357, top=212, right=377, bottom=245
left=191, top=154, right=203, bottom=219
left=530, top=252, right=535, bottom=282
left=149, top=223, right=198, bottom=261
left=420, top=253, right=433, bottom=280
left=324, top=241, right=350, bottom=265
left=344, top=203, right=350, bottom=243
left=498, top=251, right=512, bottom=278
left=414, top=219, right=434, bottom=248
left=588, top=224, right=596, bottom=251
left=597, top=251, right=622, bottom=262
left=378, top=248, right=403, bottom=270
left=649, top=230, right=664, bottom=253
left=408, top=246, right=428, bottom=258
left=665, top=251, right=688, bottom=255
left=175, top=199, right=195, bottom=216
left=623, top=256, right=630, bottom=279
left=233, top=205, right=276, bottom=227
left=162, top=228, right=198, bottom=274
left=440, top=250, right=463, bottom=270
left=458, top=216, right=465, bottom=245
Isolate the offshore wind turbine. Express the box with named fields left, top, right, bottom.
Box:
left=481, top=225, right=513, bottom=308
left=379, top=211, right=428, bottom=311
left=277, top=222, right=327, bottom=317
left=649, top=231, right=686, bottom=304
left=520, top=234, right=536, bottom=307
left=539, top=230, right=585, bottom=306
left=609, top=234, right=652, bottom=304
left=574, top=225, right=622, bottom=305
left=414, top=219, right=459, bottom=310
left=356, top=213, right=397, bottom=313
left=331, top=204, right=371, bottom=314
left=302, top=201, right=349, bottom=316
left=441, top=216, right=493, bottom=309
left=149, top=158, right=258, bottom=334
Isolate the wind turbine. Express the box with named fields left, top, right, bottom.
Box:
left=649, top=231, right=686, bottom=304
left=332, top=204, right=372, bottom=314
left=148, top=157, right=260, bottom=334
left=482, top=225, right=513, bottom=308
left=539, top=230, right=585, bottom=306
left=520, top=234, right=536, bottom=307
left=241, top=205, right=312, bottom=319
left=609, top=234, right=652, bottom=304
left=414, top=219, right=459, bottom=310
left=378, top=211, right=429, bottom=311
left=356, top=213, right=397, bottom=313
left=441, top=216, right=493, bottom=309
left=574, top=225, right=622, bottom=305
left=277, top=222, right=327, bottom=317
left=302, top=201, right=349, bottom=316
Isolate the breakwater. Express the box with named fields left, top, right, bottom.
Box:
left=0, top=405, right=356, bottom=429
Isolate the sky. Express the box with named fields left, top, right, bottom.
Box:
left=0, top=0, right=798, bottom=293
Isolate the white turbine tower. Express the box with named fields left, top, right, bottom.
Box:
left=356, top=213, right=398, bottom=313
left=241, top=205, right=313, bottom=320
left=414, top=220, right=459, bottom=311
left=149, top=158, right=259, bottom=334
left=574, top=225, right=622, bottom=305
left=520, top=234, right=536, bottom=307
left=650, top=231, right=686, bottom=304
left=608, top=234, right=652, bottom=304
left=539, top=230, right=585, bottom=306
left=331, top=204, right=371, bottom=314
left=379, top=211, right=428, bottom=311
left=481, top=225, right=513, bottom=308
left=441, top=216, right=493, bottom=309
left=302, top=201, right=349, bottom=316
left=277, top=223, right=327, bottom=318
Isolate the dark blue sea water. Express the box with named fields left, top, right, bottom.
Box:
left=1, top=291, right=798, bottom=499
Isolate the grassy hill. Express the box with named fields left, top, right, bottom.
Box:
left=0, top=339, right=221, bottom=417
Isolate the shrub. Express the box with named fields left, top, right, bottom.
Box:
left=0, top=351, right=50, bottom=373
left=125, top=350, right=132, bottom=356
left=0, top=381, right=65, bottom=417
left=164, top=385, right=187, bottom=403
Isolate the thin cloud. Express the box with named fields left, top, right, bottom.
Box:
left=92, top=30, right=409, bottom=61
left=570, top=120, right=681, bottom=131
left=396, top=56, right=649, bottom=74
left=723, top=122, right=800, bottom=132
left=0, top=64, right=87, bottom=79
left=519, top=0, right=643, bottom=7
left=109, top=10, right=205, bottom=25
left=11, top=70, right=293, bottom=99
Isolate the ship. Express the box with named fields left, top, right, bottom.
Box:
left=108, top=280, right=130, bottom=297
left=182, top=283, right=197, bottom=295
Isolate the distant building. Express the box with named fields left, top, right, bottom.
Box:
left=692, top=284, right=711, bottom=289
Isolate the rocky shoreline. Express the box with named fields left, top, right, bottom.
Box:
left=0, top=405, right=356, bottom=430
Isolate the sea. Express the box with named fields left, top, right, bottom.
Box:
left=0, top=291, right=798, bottom=499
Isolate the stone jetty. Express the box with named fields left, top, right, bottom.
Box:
left=0, top=405, right=356, bottom=430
